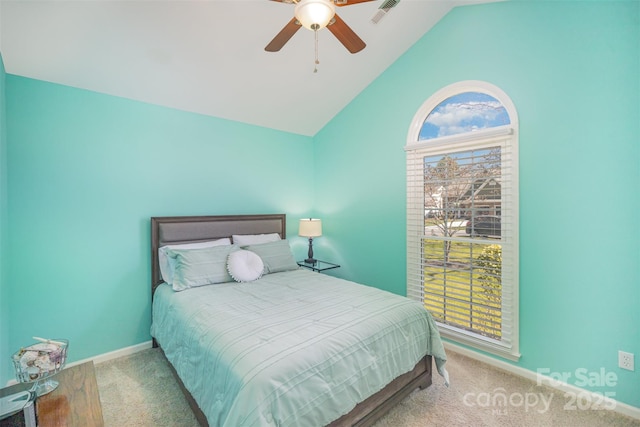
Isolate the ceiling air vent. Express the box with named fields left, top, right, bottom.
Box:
left=371, top=0, right=400, bottom=24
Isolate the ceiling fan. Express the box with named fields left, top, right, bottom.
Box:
left=265, top=0, right=376, bottom=54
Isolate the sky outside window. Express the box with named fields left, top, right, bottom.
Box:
left=419, top=92, right=510, bottom=140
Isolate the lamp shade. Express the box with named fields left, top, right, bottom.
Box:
left=294, top=0, right=335, bottom=31
left=299, top=218, right=322, bottom=238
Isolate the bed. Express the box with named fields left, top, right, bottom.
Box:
left=150, top=214, right=447, bottom=427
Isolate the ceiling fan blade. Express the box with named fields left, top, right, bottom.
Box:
left=327, top=13, right=366, bottom=54
left=265, top=17, right=301, bottom=52
left=334, top=0, right=376, bottom=6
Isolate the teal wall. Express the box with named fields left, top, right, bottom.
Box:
left=1, top=0, right=638, bottom=412
left=315, top=1, right=639, bottom=408
left=3, top=76, right=314, bottom=380
left=0, top=54, right=8, bottom=383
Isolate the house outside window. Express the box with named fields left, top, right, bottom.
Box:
left=405, top=81, right=520, bottom=361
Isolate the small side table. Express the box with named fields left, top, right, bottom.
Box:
left=0, top=361, right=104, bottom=427
left=297, top=260, right=340, bottom=273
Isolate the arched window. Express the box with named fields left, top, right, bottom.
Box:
left=405, top=81, right=520, bottom=360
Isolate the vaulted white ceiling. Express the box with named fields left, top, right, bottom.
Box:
left=0, top=0, right=494, bottom=136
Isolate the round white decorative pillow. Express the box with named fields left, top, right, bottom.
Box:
left=227, top=250, right=264, bottom=282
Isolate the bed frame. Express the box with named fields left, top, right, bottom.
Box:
left=150, top=214, right=433, bottom=427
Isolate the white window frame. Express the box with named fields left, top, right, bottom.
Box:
left=405, top=81, right=520, bottom=361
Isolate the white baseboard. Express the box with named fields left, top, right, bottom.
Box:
left=6, top=340, right=153, bottom=387
left=443, top=341, right=640, bottom=421
left=69, top=340, right=153, bottom=367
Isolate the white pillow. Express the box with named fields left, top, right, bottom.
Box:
left=227, top=250, right=264, bottom=282
left=232, top=233, right=281, bottom=246
left=159, top=238, right=231, bottom=285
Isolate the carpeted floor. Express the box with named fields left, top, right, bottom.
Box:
left=94, top=348, right=640, bottom=427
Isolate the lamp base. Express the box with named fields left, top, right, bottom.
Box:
left=305, top=237, right=317, bottom=265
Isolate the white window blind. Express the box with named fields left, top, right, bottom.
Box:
left=406, top=128, right=520, bottom=361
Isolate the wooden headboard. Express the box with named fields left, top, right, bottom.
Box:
left=150, top=214, right=286, bottom=294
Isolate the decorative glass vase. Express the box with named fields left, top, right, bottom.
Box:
left=12, top=339, right=68, bottom=397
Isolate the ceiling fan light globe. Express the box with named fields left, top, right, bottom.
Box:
left=295, top=0, right=336, bottom=31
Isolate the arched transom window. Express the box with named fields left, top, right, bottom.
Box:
left=419, top=92, right=510, bottom=140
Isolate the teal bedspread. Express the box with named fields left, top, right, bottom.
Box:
left=151, top=269, right=447, bottom=427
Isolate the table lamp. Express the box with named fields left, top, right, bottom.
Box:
left=299, top=218, right=322, bottom=264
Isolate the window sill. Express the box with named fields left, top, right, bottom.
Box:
left=439, top=326, right=521, bottom=362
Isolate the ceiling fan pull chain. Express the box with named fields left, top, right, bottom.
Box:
left=314, top=28, right=320, bottom=73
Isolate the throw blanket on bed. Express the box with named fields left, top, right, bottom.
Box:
left=151, top=269, right=447, bottom=427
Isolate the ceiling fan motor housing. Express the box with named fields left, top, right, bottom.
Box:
left=295, top=0, right=336, bottom=31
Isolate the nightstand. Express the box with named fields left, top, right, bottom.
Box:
left=297, top=260, right=340, bottom=273
left=0, top=361, right=104, bottom=427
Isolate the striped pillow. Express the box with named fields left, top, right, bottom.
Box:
left=243, top=240, right=298, bottom=274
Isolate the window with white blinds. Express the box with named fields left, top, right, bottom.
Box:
left=405, top=82, right=520, bottom=360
